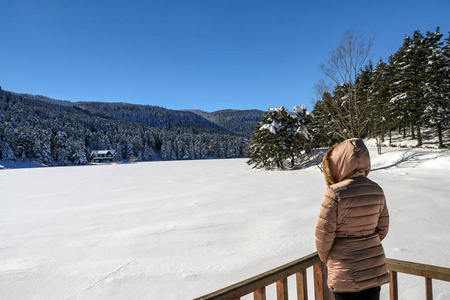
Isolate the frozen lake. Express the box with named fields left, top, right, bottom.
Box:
left=1, top=146, right=449, bottom=299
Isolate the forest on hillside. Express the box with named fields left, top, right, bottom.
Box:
left=0, top=90, right=258, bottom=165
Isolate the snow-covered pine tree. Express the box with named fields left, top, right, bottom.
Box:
left=355, top=62, right=376, bottom=137
left=33, top=129, right=52, bottom=165
left=52, top=131, right=70, bottom=166
left=310, top=93, right=340, bottom=146
left=442, top=31, right=450, bottom=137
left=1, top=140, right=15, bottom=162
left=207, top=138, right=219, bottom=158
left=247, top=105, right=312, bottom=170
left=194, top=139, right=204, bottom=159
left=126, top=139, right=134, bottom=160
left=16, top=127, right=34, bottom=161
left=1, top=123, right=17, bottom=162
left=142, top=143, right=155, bottom=161
left=115, top=143, right=124, bottom=162
left=366, top=60, right=393, bottom=152
left=160, top=141, right=167, bottom=160
left=395, top=30, right=429, bottom=145
left=422, top=28, right=449, bottom=148
left=388, top=35, right=415, bottom=138
left=161, top=140, right=177, bottom=160
left=70, top=141, right=88, bottom=165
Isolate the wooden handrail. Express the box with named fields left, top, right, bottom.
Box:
left=386, top=258, right=450, bottom=300
left=193, top=253, right=450, bottom=300
left=386, top=258, right=450, bottom=281
left=193, top=252, right=331, bottom=300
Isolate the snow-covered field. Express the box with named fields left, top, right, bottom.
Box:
left=1, top=144, right=450, bottom=299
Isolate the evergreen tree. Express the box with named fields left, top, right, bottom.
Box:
left=142, top=144, right=155, bottom=161
left=1, top=123, right=17, bottom=161
left=33, top=129, right=52, bottom=165
left=16, top=127, right=33, bottom=161
left=392, top=31, right=430, bottom=145
left=443, top=32, right=450, bottom=134
left=1, top=140, right=15, bottom=162
left=310, top=94, right=340, bottom=146
left=422, top=28, right=449, bottom=148
left=70, top=141, right=88, bottom=165
left=247, top=106, right=312, bottom=170
left=366, top=60, right=393, bottom=152
left=387, top=40, right=410, bottom=138
left=52, top=131, right=70, bottom=166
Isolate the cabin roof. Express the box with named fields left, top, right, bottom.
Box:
left=91, top=150, right=116, bottom=155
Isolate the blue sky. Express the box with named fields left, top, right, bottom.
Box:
left=1, top=0, right=450, bottom=112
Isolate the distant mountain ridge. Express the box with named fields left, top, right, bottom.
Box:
left=9, top=90, right=264, bottom=138
left=74, top=101, right=233, bottom=135
left=74, top=103, right=265, bottom=138
left=188, top=109, right=266, bottom=138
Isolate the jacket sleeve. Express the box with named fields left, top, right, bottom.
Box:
left=376, top=196, right=389, bottom=241
left=315, top=188, right=338, bottom=263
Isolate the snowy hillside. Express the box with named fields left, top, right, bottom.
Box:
left=0, top=89, right=254, bottom=166
left=0, top=145, right=449, bottom=299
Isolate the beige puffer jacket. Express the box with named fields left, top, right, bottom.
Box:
left=315, top=138, right=390, bottom=293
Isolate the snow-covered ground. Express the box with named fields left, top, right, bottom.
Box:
left=1, top=144, right=450, bottom=299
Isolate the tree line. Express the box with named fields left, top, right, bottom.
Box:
left=311, top=28, right=450, bottom=150
left=247, top=28, right=449, bottom=170
left=0, top=89, right=249, bottom=165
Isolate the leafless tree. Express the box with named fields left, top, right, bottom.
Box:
left=318, top=30, right=375, bottom=139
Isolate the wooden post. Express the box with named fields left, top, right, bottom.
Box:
left=314, top=262, right=330, bottom=300
left=276, top=278, right=288, bottom=300
left=296, top=269, right=308, bottom=300
left=254, top=287, right=266, bottom=300
left=390, top=271, right=398, bottom=300
left=425, top=277, right=432, bottom=300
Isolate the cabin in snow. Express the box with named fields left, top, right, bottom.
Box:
left=90, top=150, right=116, bottom=163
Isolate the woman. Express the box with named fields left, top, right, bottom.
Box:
left=315, top=138, right=390, bottom=300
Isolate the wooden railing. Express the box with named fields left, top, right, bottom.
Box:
left=193, top=252, right=332, bottom=300
left=386, top=258, right=450, bottom=300
left=193, top=252, right=450, bottom=300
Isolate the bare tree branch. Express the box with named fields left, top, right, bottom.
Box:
left=317, top=30, right=375, bottom=138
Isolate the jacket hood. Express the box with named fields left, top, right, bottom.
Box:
left=322, top=138, right=371, bottom=186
